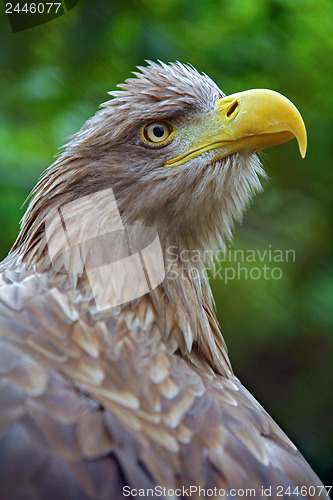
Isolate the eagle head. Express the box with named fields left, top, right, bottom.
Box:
left=13, top=61, right=306, bottom=264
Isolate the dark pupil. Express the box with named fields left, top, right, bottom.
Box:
left=153, top=125, right=165, bottom=138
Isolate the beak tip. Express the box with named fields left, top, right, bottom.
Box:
left=300, top=145, right=307, bottom=159
left=298, top=134, right=307, bottom=159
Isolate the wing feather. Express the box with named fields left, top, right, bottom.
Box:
left=0, top=267, right=328, bottom=500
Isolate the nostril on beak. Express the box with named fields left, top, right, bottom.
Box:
left=226, top=101, right=239, bottom=117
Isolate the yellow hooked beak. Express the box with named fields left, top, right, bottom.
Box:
left=165, top=89, right=307, bottom=168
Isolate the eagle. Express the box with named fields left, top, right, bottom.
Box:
left=0, top=61, right=327, bottom=500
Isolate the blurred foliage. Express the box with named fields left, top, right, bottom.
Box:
left=0, top=0, right=332, bottom=485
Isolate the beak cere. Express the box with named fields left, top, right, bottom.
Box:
left=165, top=89, right=307, bottom=168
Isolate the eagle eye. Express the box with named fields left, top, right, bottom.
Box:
left=142, top=122, right=173, bottom=145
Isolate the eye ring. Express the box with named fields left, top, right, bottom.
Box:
left=141, top=121, right=173, bottom=145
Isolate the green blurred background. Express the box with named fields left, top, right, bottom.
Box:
left=0, top=0, right=332, bottom=486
